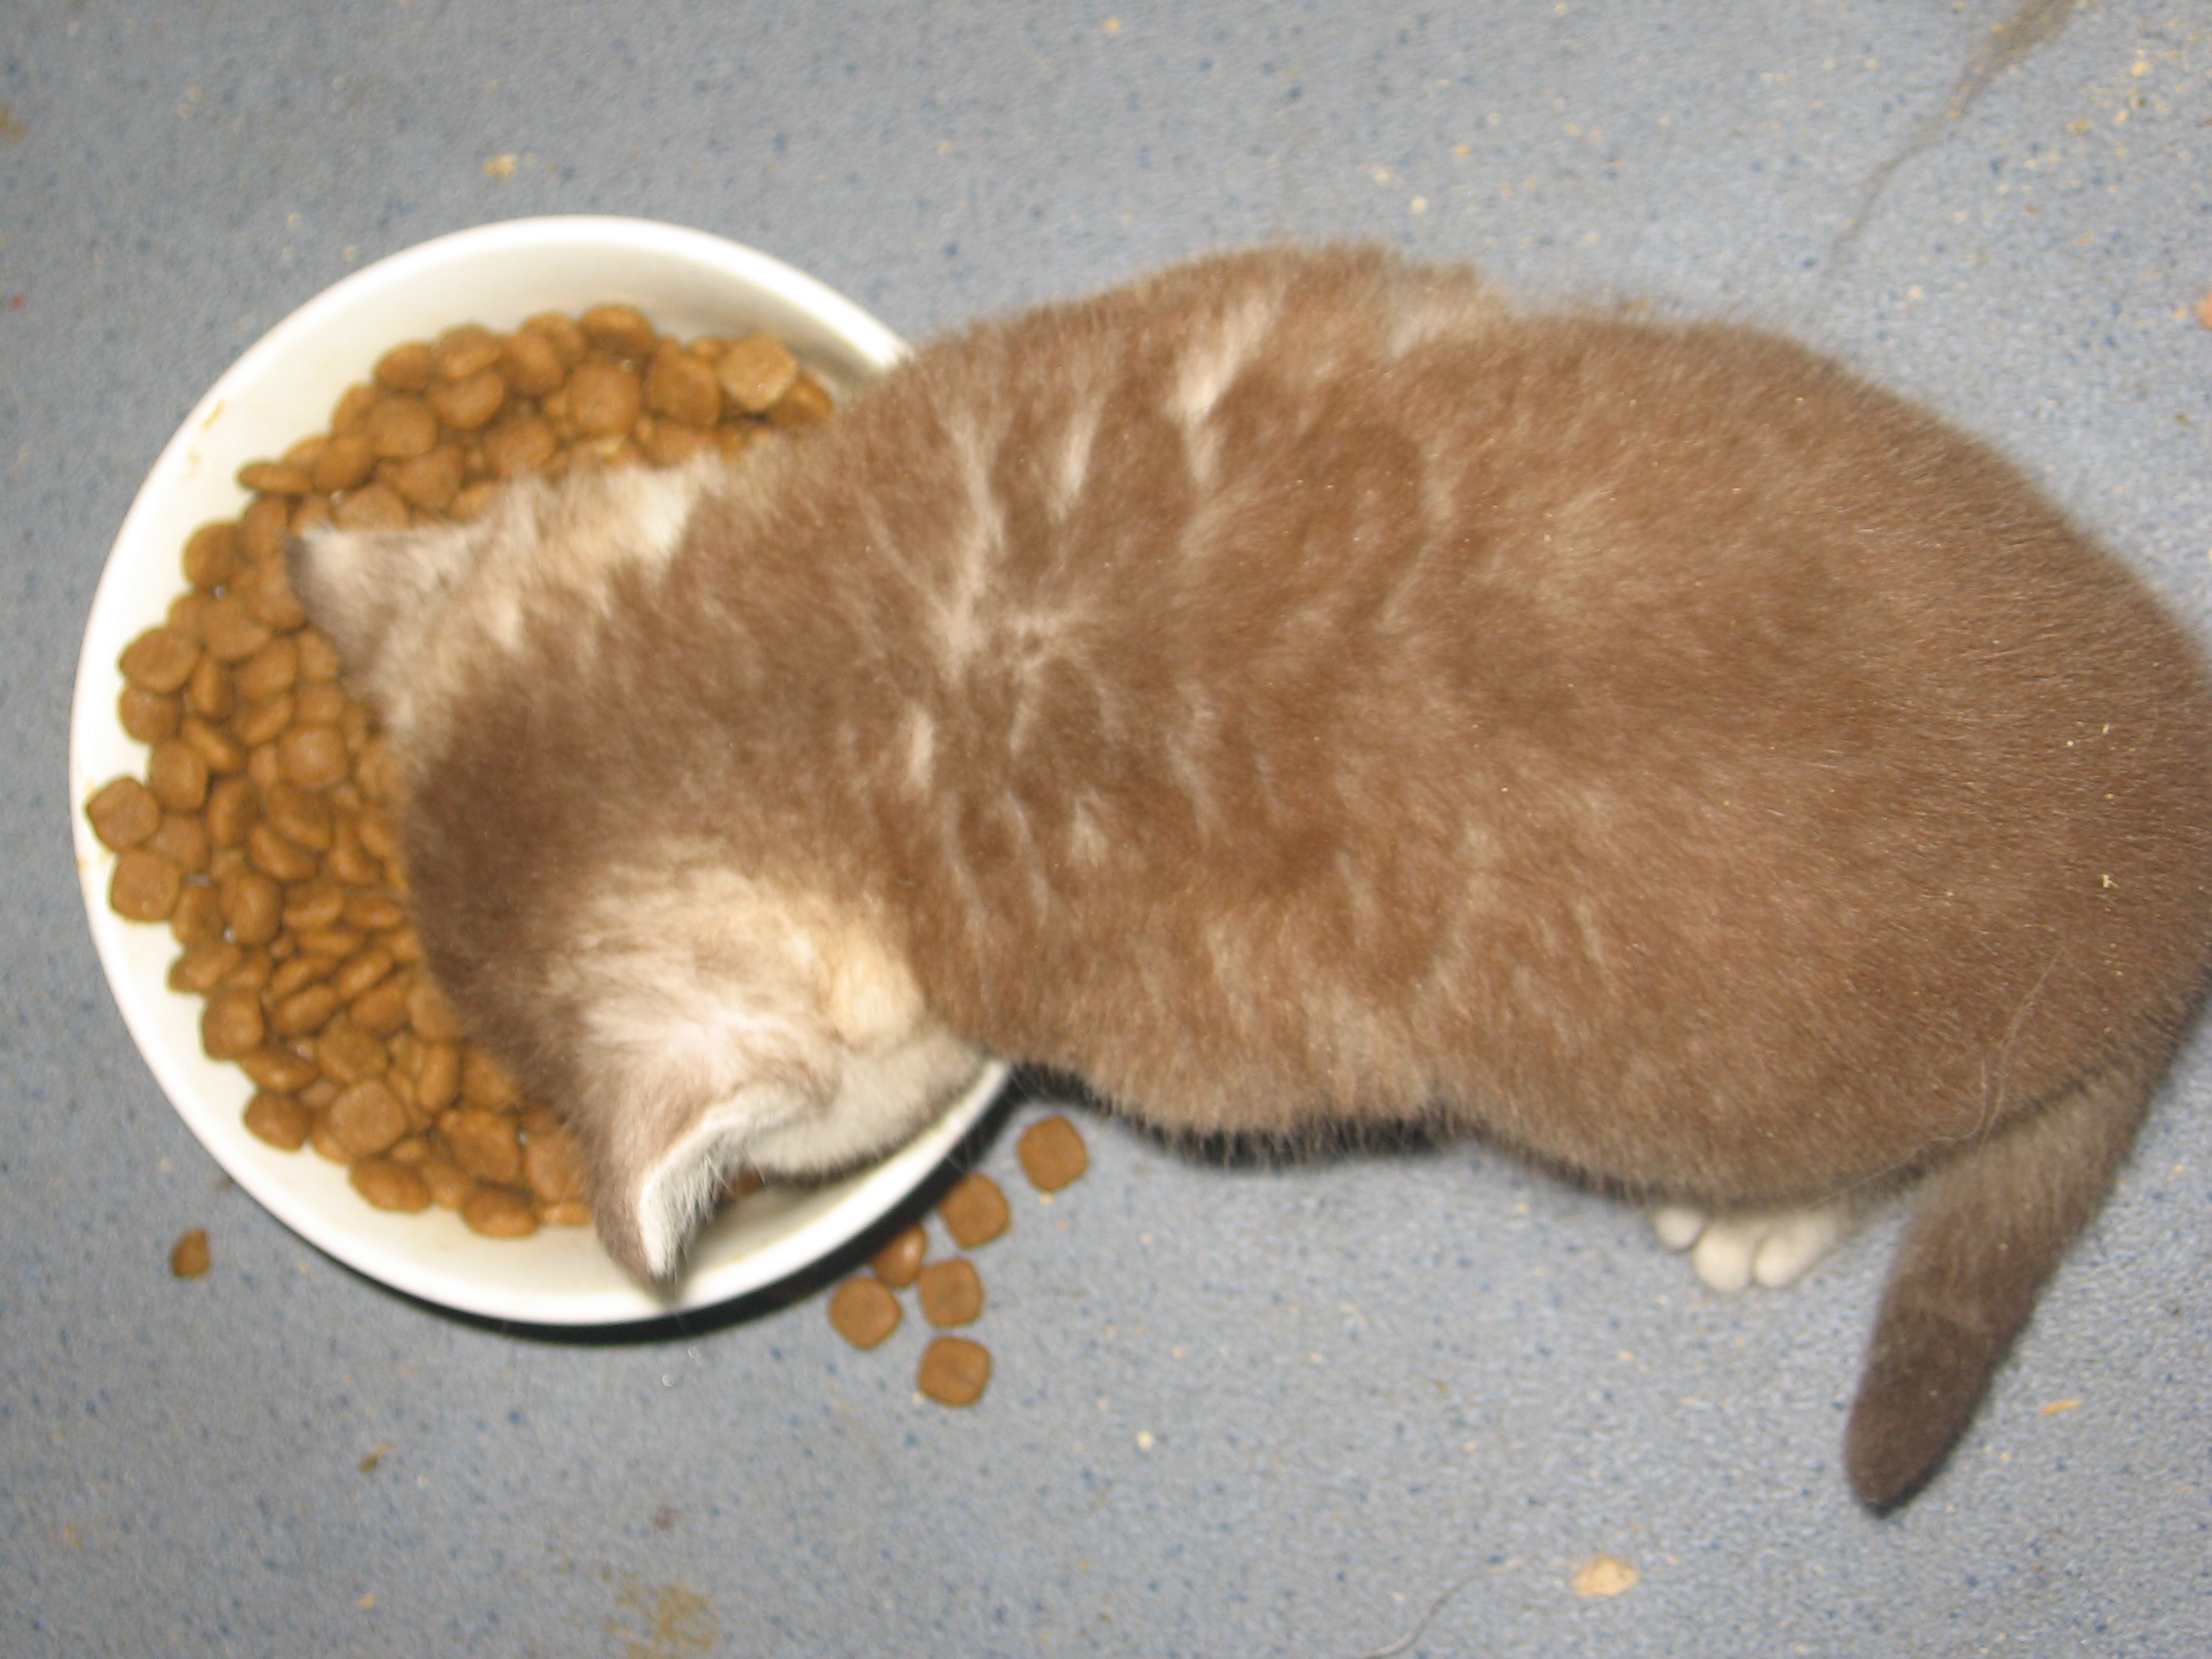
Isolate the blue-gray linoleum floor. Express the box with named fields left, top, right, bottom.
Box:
left=4, top=3, right=2210, bottom=1654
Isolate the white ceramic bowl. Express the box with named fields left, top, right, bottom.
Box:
left=70, top=217, right=1006, bottom=1325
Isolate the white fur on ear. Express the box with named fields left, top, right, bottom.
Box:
left=625, top=1080, right=822, bottom=1282
left=288, top=515, right=492, bottom=729
left=578, top=983, right=836, bottom=1284
left=595, top=1021, right=988, bottom=1284
left=555, top=861, right=989, bottom=1286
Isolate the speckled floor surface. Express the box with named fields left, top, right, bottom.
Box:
left=5, top=3, right=2211, bottom=1654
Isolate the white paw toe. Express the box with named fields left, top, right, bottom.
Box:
left=1750, top=1207, right=1850, bottom=1289
left=1649, top=1202, right=1709, bottom=1252
left=1691, top=1217, right=1763, bottom=1294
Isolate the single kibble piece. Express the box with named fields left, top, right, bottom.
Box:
left=119, top=625, right=201, bottom=694
left=242, top=1089, right=313, bottom=1151
left=324, top=1078, right=409, bottom=1159
left=118, top=685, right=181, bottom=743
left=501, top=329, right=568, bottom=396
left=1572, top=1556, right=1641, bottom=1599
left=916, top=1258, right=984, bottom=1328
left=316, top=1020, right=389, bottom=1086
left=236, top=552, right=310, bottom=631
left=459, top=1045, right=520, bottom=1109
left=169, top=1229, right=211, bottom=1279
left=186, top=653, right=237, bottom=720
left=181, top=521, right=243, bottom=590
left=332, top=480, right=411, bottom=531
left=1016, top=1114, right=1089, bottom=1192
left=431, top=324, right=504, bottom=381
left=240, top=1046, right=318, bottom=1091
left=426, top=369, right=507, bottom=432
left=362, top=395, right=439, bottom=459
left=461, top=1183, right=539, bottom=1238
left=169, top=882, right=225, bottom=945
left=578, top=303, right=658, bottom=360
left=350, top=1156, right=433, bottom=1213
left=374, top=341, right=434, bottom=392
left=939, top=1172, right=1011, bottom=1248
left=200, top=985, right=267, bottom=1060
left=169, top=940, right=240, bottom=995
left=828, top=1277, right=903, bottom=1349
left=87, top=775, right=162, bottom=851
left=199, top=594, right=275, bottom=663
left=485, top=413, right=558, bottom=478
left=441, top=1107, right=523, bottom=1185
left=146, top=739, right=209, bottom=812
left=567, top=359, right=645, bottom=438
left=277, top=722, right=351, bottom=788
left=714, top=332, right=800, bottom=413
left=312, top=431, right=378, bottom=494
left=871, top=1223, right=928, bottom=1289
left=917, top=1336, right=991, bottom=1406
left=645, top=342, right=722, bottom=427
left=387, top=443, right=466, bottom=510
left=110, top=848, right=183, bottom=922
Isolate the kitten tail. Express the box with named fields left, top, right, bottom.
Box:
left=1844, top=1036, right=2171, bottom=1509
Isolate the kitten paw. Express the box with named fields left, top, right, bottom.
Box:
left=1648, top=1201, right=1852, bottom=1293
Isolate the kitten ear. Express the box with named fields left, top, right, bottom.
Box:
left=569, top=997, right=840, bottom=1286
left=285, top=515, right=488, bottom=717
left=589, top=1073, right=828, bottom=1285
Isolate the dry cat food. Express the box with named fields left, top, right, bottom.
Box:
left=827, top=1276, right=903, bottom=1349
left=1016, top=1114, right=1088, bottom=1191
left=917, top=1336, right=991, bottom=1407
left=169, top=1228, right=211, bottom=1278
left=916, top=1258, right=984, bottom=1327
left=91, top=303, right=834, bottom=1239
left=829, top=1115, right=1089, bottom=1406
left=938, top=1171, right=1010, bottom=1247
left=871, top=1223, right=928, bottom=1288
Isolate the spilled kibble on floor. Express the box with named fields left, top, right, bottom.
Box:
left=938, top=1172, right=1010, bottom=1247
left=916, top=1336, right=991, bottom=1407
left=826, top=1113, right=1090, bottom=1408
left=1016, top=1114, right=1088, bottom=1192
left=828, top=1278, right=903, bottom=1349
left=169, top=1228, right=211, bottom=1278
left=916, top=1259, right=984, bottom=1327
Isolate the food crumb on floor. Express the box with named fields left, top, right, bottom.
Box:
left=168, top=1228, right=210, bottom=1278
left=1572, top=1555, right=1640, bottom=1598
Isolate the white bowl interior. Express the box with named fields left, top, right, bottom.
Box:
left=70, top=217, right=1005, bottom=1326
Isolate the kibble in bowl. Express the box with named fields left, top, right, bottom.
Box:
left=71, top=218, right=1007, bottom=1325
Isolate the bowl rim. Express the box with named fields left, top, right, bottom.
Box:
left=69, top=216, right=1007, bottom=1326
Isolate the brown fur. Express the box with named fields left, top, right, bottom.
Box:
left=292, top=246, right=2212, bottom=1508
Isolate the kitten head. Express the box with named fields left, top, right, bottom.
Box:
left=290, top=467, right=985, bottom=1284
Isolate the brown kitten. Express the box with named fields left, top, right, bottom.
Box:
left=293, top=245, right=2212, bottom=1509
